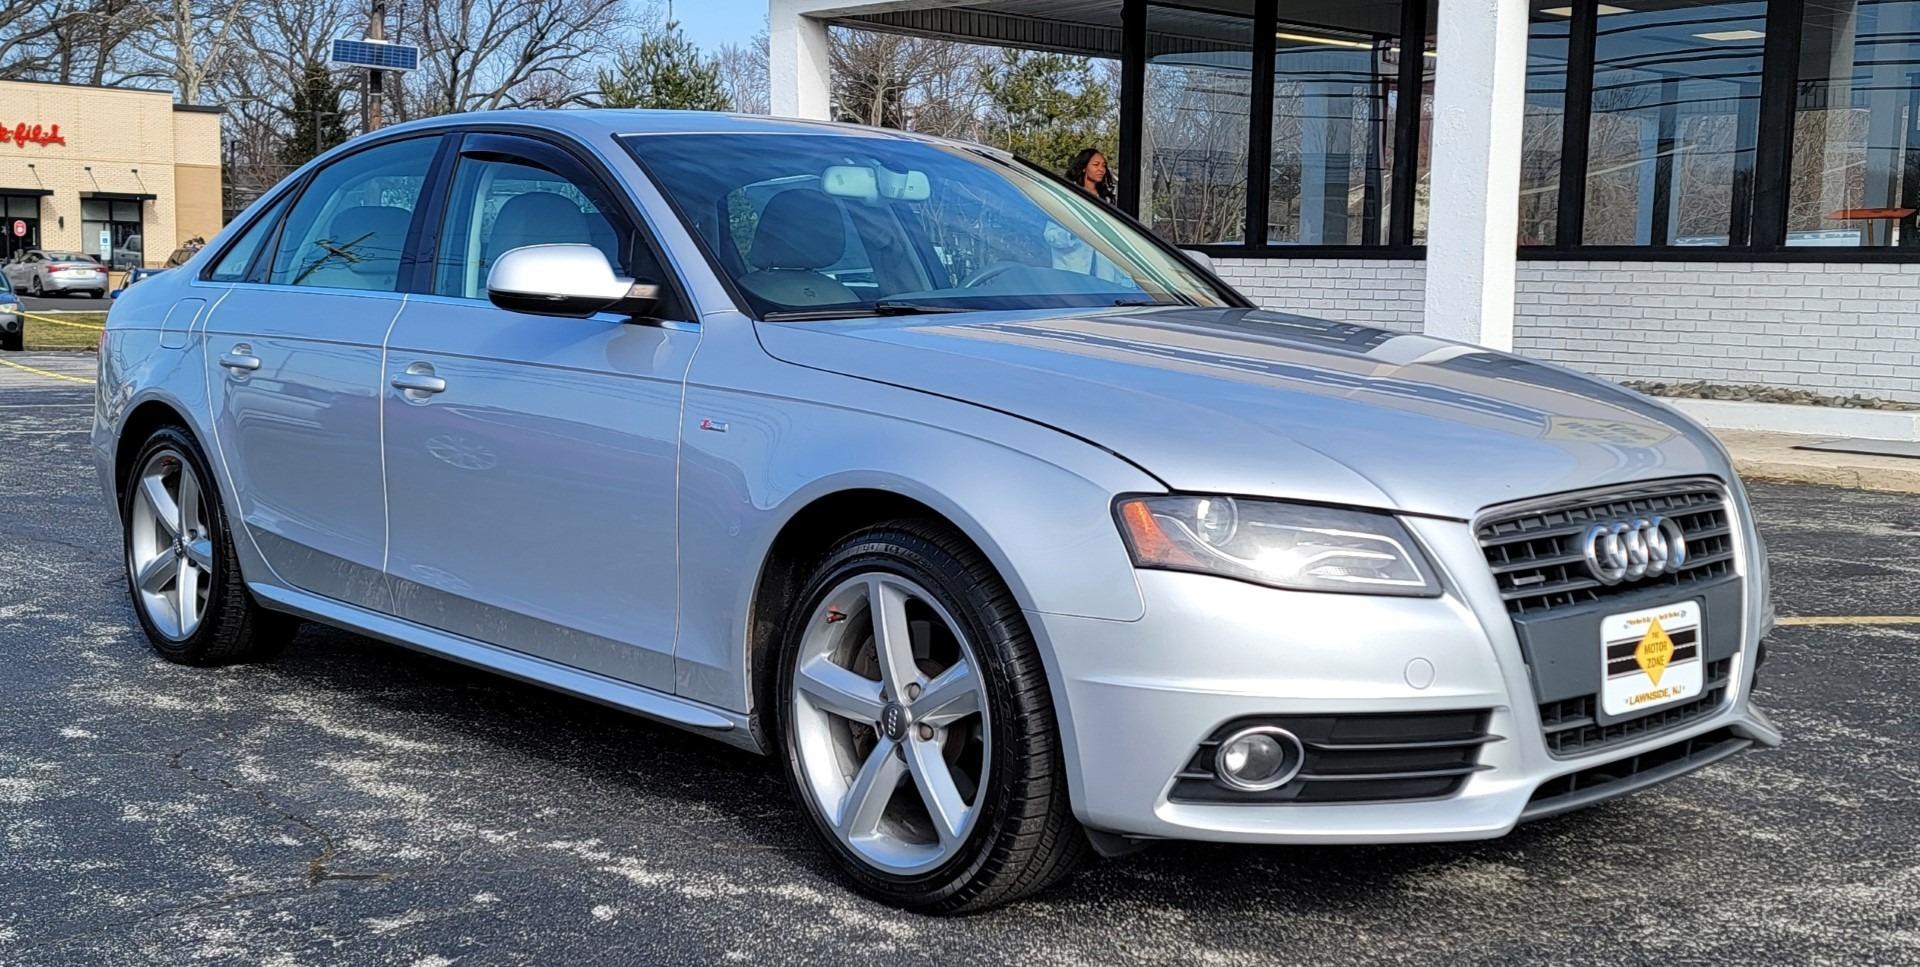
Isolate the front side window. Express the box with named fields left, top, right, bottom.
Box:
left=267, top=136, right=439, bottom=291
left=625, top=133, right=1230, bottom=318
left=432, top=155, right=633, bottom=300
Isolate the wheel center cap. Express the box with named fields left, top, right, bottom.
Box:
left=879, top=702, right=908, bottom=741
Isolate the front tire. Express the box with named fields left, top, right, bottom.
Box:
left=0, top=328, right=19, bottom=352
left=777, top=520, right=1085, bottom=913
left=121, top=426, right=293, bottom=664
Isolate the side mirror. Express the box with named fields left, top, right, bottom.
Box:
left=487, top=244, right=660, bottom=319
left=1182, top=249, right=1216, bottom=274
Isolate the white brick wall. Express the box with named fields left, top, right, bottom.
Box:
left=1212, top=257, right=1920, bottom=404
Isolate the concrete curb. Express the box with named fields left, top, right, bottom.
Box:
left=1718, top=430, right=1920, bottom=494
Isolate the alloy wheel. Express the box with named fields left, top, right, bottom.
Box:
left=127, top=448, right=213, bottom=640
left=790, top=572, right=993, bottom=875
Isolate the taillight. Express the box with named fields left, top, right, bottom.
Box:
left=46, top=265, right=62, bottom=273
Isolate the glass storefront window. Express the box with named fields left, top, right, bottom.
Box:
left=1143, top=4, right=1253, bottom=245
left=1519, top=2, right=1574, bottom=245
left=82, top=197, right=144, bottom=270
left=1787, top=0, right=1920, bottom=247
left=1269, top=25, right=1396, bottom=245
left=1, top=195, right=41, bottom=263
left=1582, top=0, right=1767, bottom=246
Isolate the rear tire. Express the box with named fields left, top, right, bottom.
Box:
left=0, top=329, right=19, bottom=352
left=121, top=426, right=294, bottom=665
left=776, top=519, right=1086, bottom=913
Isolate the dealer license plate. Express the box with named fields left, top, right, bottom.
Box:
left=1599, top=601, right=1703, bottom=718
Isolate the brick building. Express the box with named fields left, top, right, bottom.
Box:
left=0, top=79, right=224, bottom=279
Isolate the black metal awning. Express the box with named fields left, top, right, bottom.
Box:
left=0, top=188, right=53, bottom=197
left=80, top=191, right=157, bottom=201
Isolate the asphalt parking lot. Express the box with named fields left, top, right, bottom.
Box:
left=2, top=351, right=1917, bottom=965
left=16, top=292, right=115, bottom=312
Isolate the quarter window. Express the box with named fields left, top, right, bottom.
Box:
left=207, top=193, right=293, bottom=283
left=266, top=136, right=439, bottom=291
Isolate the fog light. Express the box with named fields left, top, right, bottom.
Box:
left=1214, top=726, right=1304, bottom=792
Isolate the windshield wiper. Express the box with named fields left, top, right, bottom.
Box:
left=871, top=300, right=971, bottom=315
left=762, top=302, right=972, bottom=322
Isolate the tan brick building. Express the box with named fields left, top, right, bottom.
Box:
left=0, top=79, right=223, bottom=280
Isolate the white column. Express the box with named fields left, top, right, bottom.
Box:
left=769, top=0, right=833, bottom=120
left=1421, top=0, right=1533, bottom=350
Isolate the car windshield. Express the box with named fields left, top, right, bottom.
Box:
left=622, top=133, right=1231, bottom=319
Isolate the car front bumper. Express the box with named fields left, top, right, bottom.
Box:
left=1032, top=507, right=1780, bottom=845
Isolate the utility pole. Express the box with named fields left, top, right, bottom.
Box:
left=365, top=0, right=387, bottom=131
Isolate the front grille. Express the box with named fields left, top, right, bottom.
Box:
left=1169, top=711, right=1496, bottom=805
left=1478, top=481, right=1736, bottom=617
left=1523, top=726, right=1751, bottom=822
left=1538, top=658, right=1732, bottom=757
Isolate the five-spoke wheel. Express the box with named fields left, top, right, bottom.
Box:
left=127, top=448, right=213, bottom=640
left=121, top=426, right=292, bottom=664
left=778, top=521, right=1085, bottom=912
left=790, top=572, right=992, bottom=874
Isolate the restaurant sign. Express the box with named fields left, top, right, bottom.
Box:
left=1, top=123, right=67, bottom=149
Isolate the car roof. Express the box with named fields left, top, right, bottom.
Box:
left=372, top=108, right=987, bottom=151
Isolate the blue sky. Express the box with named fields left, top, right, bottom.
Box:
left=665, top=0, right=770, bottom=52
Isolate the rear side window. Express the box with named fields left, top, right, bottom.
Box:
left=266, top=136, right=439, bottom=292
left=206, top=193, right=292, bottom=283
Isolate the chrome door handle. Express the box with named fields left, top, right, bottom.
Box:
left=391, top=363, right=447, bottom=398
left=219, top=346, right=261, bottom=373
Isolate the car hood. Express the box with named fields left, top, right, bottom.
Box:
left=755, top=306, right=1730, bottom=520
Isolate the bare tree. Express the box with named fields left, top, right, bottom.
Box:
left=153, top=0, right=254, bottom=104
left=714, top=30, right=769, bottom=115
left=399, top=0, right=628, bottom=117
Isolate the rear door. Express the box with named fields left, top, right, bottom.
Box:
left=201, top=134, right=444, bottom=611
left=378, top=132, right=698, bottom=688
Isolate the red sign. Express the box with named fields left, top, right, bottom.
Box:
left=0, top=123, right=66, bottom=149
left=9, top=220, right=22, bottom=238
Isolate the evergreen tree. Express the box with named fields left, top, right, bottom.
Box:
left=282, top=62, right=349, bottom=169
left=981, top=50, right=1115, bottom=176
left=598, top=21, right=731, bottom=111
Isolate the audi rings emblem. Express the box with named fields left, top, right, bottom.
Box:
left=1581, top=516, right=1688, bottom=584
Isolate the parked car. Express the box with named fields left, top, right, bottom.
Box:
left=4, top=249, right=108, bottom=298
left=0, top=272, right=20, bottom=351
left=93, top=111, right=1781, bottom=913
left=111, top=267, right=167, bottom=298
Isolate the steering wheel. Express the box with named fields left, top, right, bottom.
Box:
left=958, top=261, right=1027, bottom=289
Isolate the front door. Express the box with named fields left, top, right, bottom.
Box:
left=379, top=133, right=697, bottom=688
left=202, top=134, right=443, bottom=611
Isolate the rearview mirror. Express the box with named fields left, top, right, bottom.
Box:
left=487, top=244, right=660, bottom=319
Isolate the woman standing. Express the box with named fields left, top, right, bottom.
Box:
left=1065, top=148, right=1115, bottom=204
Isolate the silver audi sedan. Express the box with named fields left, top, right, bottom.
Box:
left=93, top=111, right=1780, bottom=912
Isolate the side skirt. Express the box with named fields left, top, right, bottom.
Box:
left=250, top=582, right=764, bottom=753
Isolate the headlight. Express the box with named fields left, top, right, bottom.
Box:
left=1114, top=495, right=1441, bottom=596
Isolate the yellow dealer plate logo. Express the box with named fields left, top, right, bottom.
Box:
left=1599, top=602, right=1703, bottom=718
left=1635, top=619, right=1675, bottom=685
